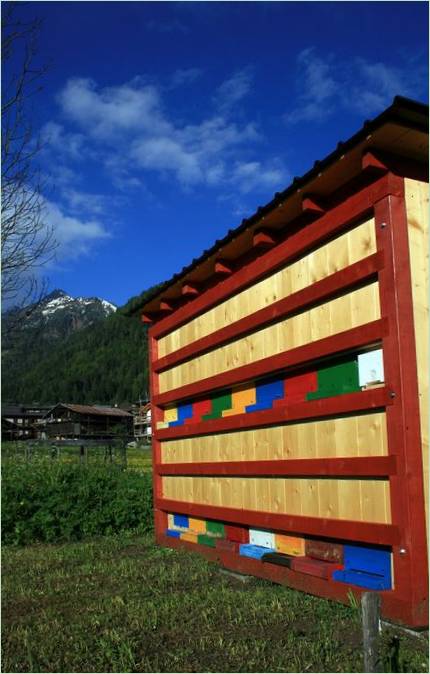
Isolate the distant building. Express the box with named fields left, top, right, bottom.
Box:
left=133, top=402, right=152, bottom=442
left=2, top=404, right=51, bottom=441
left=43, top=403, right=133, bottom=440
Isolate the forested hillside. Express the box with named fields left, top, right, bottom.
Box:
left=2, top=287, right=156, bottom=405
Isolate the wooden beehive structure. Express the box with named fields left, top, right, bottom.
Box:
left=136, top=97, right=428, bottom=627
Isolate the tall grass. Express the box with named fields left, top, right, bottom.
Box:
left=2, top=461, right=153, bottom=545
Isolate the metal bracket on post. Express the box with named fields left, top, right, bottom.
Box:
left=362, top=592, right=382, bottom=672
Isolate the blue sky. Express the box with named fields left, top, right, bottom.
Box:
left=11, top=1, right=429, bottom=307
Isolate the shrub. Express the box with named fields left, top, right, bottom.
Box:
left=2, top=461, right=153, bottom=545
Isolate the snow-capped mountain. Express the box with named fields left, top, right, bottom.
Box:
left=40, top=289, right=117, bottom=319
left=3, top=289, right=117, bottom=348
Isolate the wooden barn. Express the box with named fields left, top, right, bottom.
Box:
left=134, top=96, right=428, bottom=627
left=44, top=403, right=133, bottom=440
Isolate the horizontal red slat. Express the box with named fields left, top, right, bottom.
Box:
left=156, top=455, right=396, bottom=477
left=150, top=173, right=402, bottom=338
left=155, top=387, right=391, bottom=441
left=154, top=252, right=384, bottom=373
left=156, top=498, right=400, bottom=546
left=153, top=318, right=388, bottom=407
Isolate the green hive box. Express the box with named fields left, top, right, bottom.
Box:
left=198, top=534, right=216, bottom=547
left=307, top=359, right=360, bottom=401
left=206, top=521, right=225, bottom=537
left=202, top=391, right=232, bottom=420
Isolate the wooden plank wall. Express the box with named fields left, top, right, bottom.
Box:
left=404, top=178, right=429, bottom=531
left=159, top=282, right=380, bottom=392
left=162, top=477, right=391, bottom=524
left=161, top=412, right=388, bottom=464
left=158, top=217, right=376, bottom=358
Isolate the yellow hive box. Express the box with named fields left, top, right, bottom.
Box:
left=164, top=407, right=178, bottom=423
left=188, top=517, right=207, bottom=534
left=222, top=386, right=256, bottom=416
left=180, top=532, right=198, bottom=543
left=275, top=534, right=306, bottom=556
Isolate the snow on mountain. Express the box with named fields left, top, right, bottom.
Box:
left=40, top=291, right=117, bottom=317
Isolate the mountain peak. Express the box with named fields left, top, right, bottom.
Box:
left=44, top=289, right=69, bottom=302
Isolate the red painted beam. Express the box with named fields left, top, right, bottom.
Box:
left=154, top=253, right=384, bottom=373
left=153, top=318, right=388, bottom=406
left=141, top=313, right=154, bottom=324
left=155, top=498, right=400, bottom=546
left=155, top=387, right=392, bottom=441
left=156, top=455, right=397, bottom=477
left=151, top=173, right=402, bottom=338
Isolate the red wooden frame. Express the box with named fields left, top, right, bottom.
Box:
left=148, top=173, right=428, bottom=627
left=373, top=189, right=428, bottom=626
left=156, top=455, right=397, bottom=477
left=155, top=387, right=391, bottom=441
left=156, top=497, right=399, bottom=547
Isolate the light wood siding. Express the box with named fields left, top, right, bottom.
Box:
left=158, top=217, right=376, bottom=358
left=159, top=281, right=380, bottom=393
left=162, top=476, right=391, bottom=524
left=404, top=178, right=429, bottom=531
left=161, top=412, right=388, bottom=463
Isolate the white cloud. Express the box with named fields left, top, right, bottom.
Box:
left=41, top=121, right=85, bottom=159
left=285, top=48, right=426, bottom=123
left=62, top=188, right=109, bottom=216
left=43, top=199, right=111, bottom=261
left=55, top=75, right=269, bottom=189
left=58, top=77, right=170, bottom=140
left=214, top=69, right=253, bottom=113
left=231, top=159, right=288, bottom=194
left=46, top=69, right=290, bottom=201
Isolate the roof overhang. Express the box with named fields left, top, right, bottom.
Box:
left=132, top=96, right=428, bottom=321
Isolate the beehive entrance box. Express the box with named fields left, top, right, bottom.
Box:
left=135, top=97, right=428, bottom=628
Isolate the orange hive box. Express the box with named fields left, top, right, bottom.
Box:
left=222, top=385, right=256, bottom=416
left=180, top=532, right=199, bottom=543
left=275, top=534, right=306, bottom=556
left=188, top=517, right=207, bottom=534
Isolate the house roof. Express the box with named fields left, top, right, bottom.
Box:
left=132, top=95, right=428, bottom=319
left=45, top=403, right=133, bottom=418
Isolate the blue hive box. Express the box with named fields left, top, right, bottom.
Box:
left=173, top=514, right=189, bottom=529
left=166, top=529, right=181, bottom=538
left=246, top=378, right=284, bottom=413
left=169, top=402, right=193, bottom=427
left=239, top=544, right=276, bottom=559
left=332, top=544, right=391, bottom=590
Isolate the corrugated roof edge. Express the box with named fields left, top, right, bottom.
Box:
left=127, top=95, right=428, bottom=317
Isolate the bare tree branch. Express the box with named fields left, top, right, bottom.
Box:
left=1, top=2, right=57, bottom=314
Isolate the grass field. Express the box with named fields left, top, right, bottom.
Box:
left=2, top=532, right=428, bottom=673
left=1, top=441, right=153, bottom=472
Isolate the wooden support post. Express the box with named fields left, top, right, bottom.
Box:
left=362, top=592, right=382, bottom=673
